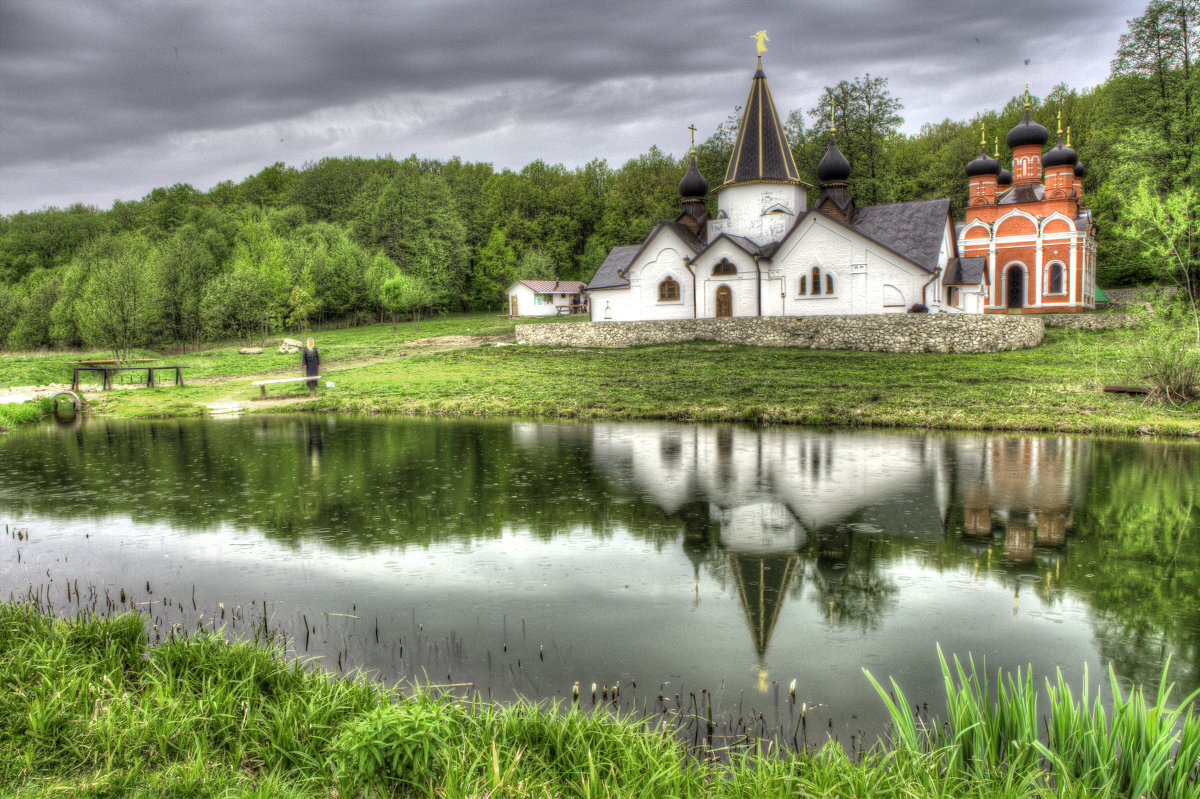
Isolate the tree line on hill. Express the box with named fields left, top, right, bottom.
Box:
left=0, top=0, right=1194, bottom=355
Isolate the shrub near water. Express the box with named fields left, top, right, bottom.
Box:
left=3, top=603, right=1198, bottom=797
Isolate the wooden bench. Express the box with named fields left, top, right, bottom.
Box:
left=251, top=376, right=320, bottom=397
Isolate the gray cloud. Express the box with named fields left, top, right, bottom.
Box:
left=0, top=0, right=1142, bottom=214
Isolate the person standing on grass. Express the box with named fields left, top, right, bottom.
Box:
left=302, top=337, right=320, bottom=389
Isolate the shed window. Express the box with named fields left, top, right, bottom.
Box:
left=658, top=277, right=680, bottom=302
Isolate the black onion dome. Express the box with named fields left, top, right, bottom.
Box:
left=1042, top=136, right=1078, bottom=168
left=1074, top=160, right=1087, bottom=178
left=998, top=167, right=1013, bottom=186
left=678, top=154, right=708, bottom=198
left=817, top=135, right=852, bottom=183
left=966, top=147, right=1001, bottom=177
left=1005, top=110, right=1049, bottom=148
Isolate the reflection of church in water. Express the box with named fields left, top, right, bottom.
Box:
left=563, top=424, right=1088, bottom=674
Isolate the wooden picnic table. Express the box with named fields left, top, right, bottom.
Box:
left=72, top=365, right=190, bottom=391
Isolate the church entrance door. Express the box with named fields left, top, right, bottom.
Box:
left=716, top=286, right=733, bottom=317
left=1006, top=266, right=1025, bottom=311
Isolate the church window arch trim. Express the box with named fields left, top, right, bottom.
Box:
left=712, top=259, right=737, bottom=276
left=1045, top=261, right=1066, bottom=295
left=658, top=276, right=681, bottom=302
left=798, top=265, right=836, bottom=298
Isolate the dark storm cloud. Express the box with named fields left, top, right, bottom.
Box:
left=0, top=0, right=1143, bottom=213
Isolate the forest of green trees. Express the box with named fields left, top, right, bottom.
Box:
left=0, top=0, right=1194, bottom=355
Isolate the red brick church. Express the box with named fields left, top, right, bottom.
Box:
left=957, top=92, right=1098, bottom=313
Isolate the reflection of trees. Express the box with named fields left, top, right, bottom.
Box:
left=807, top=527, right=898, bottom=632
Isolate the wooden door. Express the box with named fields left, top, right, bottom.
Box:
left=510, top=295, right=519, bottom=316
left=716, top=286, right=733, bottom=317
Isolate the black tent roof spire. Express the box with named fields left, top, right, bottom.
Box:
left=722, top=46, right=803, bottom=189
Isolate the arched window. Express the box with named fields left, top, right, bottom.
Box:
left=826, top=274, right=834, bottom=294
left=799, top=275, right=806, bottom=295
left=811, top=267, right=821, bottom=295
left=1048, top=263, right=1064, bottom=294
left=712, top=260, right=737, bottom=276
left=658, top=277, right=680, bottom=302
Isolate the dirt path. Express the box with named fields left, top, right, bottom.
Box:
left=202, top=333, right=514, bottom=415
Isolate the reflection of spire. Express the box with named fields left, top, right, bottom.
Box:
left=727, top=552, right=801, bottom=672
left=678, top=501, right=716, bottom=608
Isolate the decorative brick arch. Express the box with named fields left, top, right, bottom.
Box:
left=1041, top=215, right=1072, bottom=235
left=996, top=215, right=1037, bottom=238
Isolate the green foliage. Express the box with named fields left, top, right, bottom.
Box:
left=370, top=159, right=469, bottom=308
left=468, top=227, right=518, bottom=311
left=1133, top=301, right=1200, bottom=403
left=75, top=234, right=160, bottom=361
left=807, top=74, right=904, bottom=205
left=332, top=696, right=459, bottom=789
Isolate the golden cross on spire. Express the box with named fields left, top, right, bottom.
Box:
left=1024, top=83, right=1031, bottom=110
left=1066, top=126, right=1072, bottom=148
left=753, top=30, right=769, bottom=55
left=687, top=123, right=697, bottom=154
left=1057, top=109, right=1063, bottom=136
left=994, top=136, right=1000, bottom=160
left=981, top=121, right=987, bottom=147
left=829, top=89, right=836, bottom=134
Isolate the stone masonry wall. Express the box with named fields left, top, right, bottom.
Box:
left=1098, top=285, right=1177, bottom=307
left=1039, top=313, right=1135, bottom=329
left=516, top=315, right=1045, bottom=353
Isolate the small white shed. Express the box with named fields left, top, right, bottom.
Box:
left=506, top=280, right=587, bottom=317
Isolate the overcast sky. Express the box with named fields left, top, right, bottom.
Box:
left=0, top=0, right=1146, bottom=215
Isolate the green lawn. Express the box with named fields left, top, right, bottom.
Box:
left=2, top=315, right=1198, bottom=437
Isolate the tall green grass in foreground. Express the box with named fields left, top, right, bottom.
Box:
left=1, top=603, right=1196, bottom=798
left=0, top=397, right=48, bottom=432
left=865, top=647, right=1199, bottom=799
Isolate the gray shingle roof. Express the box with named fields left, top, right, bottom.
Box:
left=997, top=184, right=1045, bottom=205
left=850, top=199, right=950, bottom=272
left=944, top=257, right=987, bottom=285
left=586, top=245, right=639, bottom=290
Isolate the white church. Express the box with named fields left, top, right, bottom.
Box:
left=585, top=55, right=988, bottom=321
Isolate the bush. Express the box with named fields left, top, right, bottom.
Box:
left=1135, top=301, right=1200, bottom=405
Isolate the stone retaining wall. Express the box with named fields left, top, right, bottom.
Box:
left=1039, top=313, right=1136, bottom=329
left=516, top=315, right=1045, bottom=353
left=1099, top=285, right=1177, bottom=307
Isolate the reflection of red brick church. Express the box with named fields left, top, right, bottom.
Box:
left=957, top=92, right=1098, bottom=313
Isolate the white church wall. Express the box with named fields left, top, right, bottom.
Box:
left=628, top=243, right=695, bottom=321
left=773, top=214, right=929, bottom=316
left=691, top=239, right=760, bottom=318
left=589, top=289, right=636, bottom=322
left=709, top=184, right=806, bottom=244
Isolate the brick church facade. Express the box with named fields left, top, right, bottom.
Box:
left=957, top=97, right=1098, bottom=313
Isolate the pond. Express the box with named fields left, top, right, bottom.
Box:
left=1, top=415, right=1197, bottom=748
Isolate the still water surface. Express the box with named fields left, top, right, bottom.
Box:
left=1, top=416, right=1197, bottom=744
